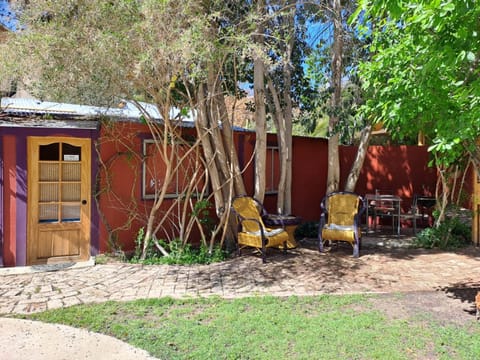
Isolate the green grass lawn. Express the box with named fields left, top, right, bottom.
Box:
left=19, top=294, right=480, bottom=359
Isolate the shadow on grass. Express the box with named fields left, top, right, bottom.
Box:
left=438, top=281, right=480, bottom=317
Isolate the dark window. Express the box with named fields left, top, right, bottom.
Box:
left=39, top=142, right=59, bottom=161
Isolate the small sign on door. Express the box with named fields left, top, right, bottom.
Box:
left=64, top=154, right=80, bottom=161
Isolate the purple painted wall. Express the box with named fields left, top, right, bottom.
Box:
left=15, top=135, right=27, bottom=265
left=0, top=136, right=3, bottom=267
left=0, top=127, right=99, bottom=267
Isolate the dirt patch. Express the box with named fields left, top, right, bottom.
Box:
left=300, top=236, right=480, bottom=327
left=365, top=289, right=479, bottom=327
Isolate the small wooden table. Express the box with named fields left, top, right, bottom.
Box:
left=263, top=214, right=302, bottom=249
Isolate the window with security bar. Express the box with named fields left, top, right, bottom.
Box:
left=265, top=145, right=280, bottom=194
left=142, top=139, right=207, bottom=200
left=38, top=142, right=82, bottom=223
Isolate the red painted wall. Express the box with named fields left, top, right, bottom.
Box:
left=97, top=122, right=207, bottom=252
left=97, top=122, right=437, bottom=252
left=340, top=145, right=437, bottom=211
left=254, top=139, right=437, bottom=221
left=232, top=135, right=437, bottom=221
left=3, top=135, right=16, bottom=266
left=240, top=134, right=329, bottom=221
left=245, top=138, right=437, bottom=221
left=290, top=136, right=329, bottom=220
left=236, top=132, right=256, bottom=195
left=97, top=122, right=148, bottom=252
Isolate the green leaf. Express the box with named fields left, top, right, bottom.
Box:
left=349, top=0, right=367, bottom=24
left=441, top=1, right=455, bottom=12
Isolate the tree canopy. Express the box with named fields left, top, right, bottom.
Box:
left=354, top=0, right=480, bottom=172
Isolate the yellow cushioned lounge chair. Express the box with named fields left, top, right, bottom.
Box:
left=318, top=191, right=365, bottom=258
left=232, top=195, right=288, bottom=263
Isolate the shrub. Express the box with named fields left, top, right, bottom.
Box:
left=157, top=240, right=226, bottom=265
left=413, top=216, right=471, bottom=250
left=130, top=228, right=227, bottom=265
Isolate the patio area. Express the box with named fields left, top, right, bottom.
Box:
left=1, top=232, right=480, bottom=322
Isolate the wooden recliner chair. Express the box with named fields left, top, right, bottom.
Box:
left=231, top=195, right=288, bottom=263
left=318, top=191, right=366, bottom=258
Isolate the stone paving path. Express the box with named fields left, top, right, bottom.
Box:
left=1, top=239, right=480, bottom=315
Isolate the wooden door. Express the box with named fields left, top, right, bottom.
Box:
left=27, top=137, right=91, bottom=265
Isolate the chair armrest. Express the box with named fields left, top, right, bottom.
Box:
left=358, top=197, right=367, bottom=216
left=237, top=217, right=270, bottom=247
left=319, top=213, right=327, bottom=229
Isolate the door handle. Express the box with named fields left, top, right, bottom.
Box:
left=82, top=200, right=87, bottom=205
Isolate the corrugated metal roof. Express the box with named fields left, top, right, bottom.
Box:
left=0, top=97, right=255, bottom=132
left=0, top=97, right=164, bottom=120
left=0, top=116, right=99, bottom=129
left=0, top=97, right=198, bottom=129
left=0, top=98, right=101, bottom=129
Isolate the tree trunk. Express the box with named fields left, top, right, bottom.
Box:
left=283, top=89, right=293, bottom=214
left=344, top=124, right=372, bottom=192
left=196, top=78, right=243, bottom=250
left=281, top=3, right=295, bottom=215
left=216, top=89, right=247, bottom=196
left=435, top=167, right=450, bottom=227
left=467, top=141, right=480, bottom=179
left=140, top=111, right=177, bottom=260
left=264, top=1, right=295, bottom=215
left=326, top=0, right=343, bottom=194
left=253, top=0, right=267, bottom=202
left=326, top=134, right=340, bottom=194
left=206, top=67, right=233, bottom=201
left=196, top=83, right=226, bottom=217
left=266, top=76, right=287, bottom=214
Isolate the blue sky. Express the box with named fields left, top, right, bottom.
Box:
left=0, top=0, right=17, bottom=31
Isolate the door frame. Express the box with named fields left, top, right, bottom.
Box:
left=27, top=136, right=91, bottom=265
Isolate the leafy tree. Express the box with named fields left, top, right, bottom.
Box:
left=301, top=0, right=372, bottom=193
left=253, top=0, right=268, bottom=203
left=263, top=0, right=299, bottom=214
left=248, top=1, right=313, bottom=214
left=0, top=0, right=253, bottom=257
left=353, top=0, right=480, bottom=222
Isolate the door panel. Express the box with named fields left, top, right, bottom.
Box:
left=28, top=137, right=91, bottom=265
left=37, top=228, right=81, bottom=258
